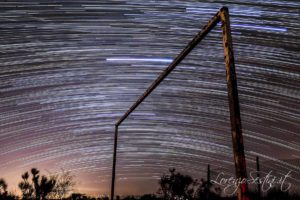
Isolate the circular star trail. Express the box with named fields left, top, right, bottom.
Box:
left=0, top=0, right=299, bottom=196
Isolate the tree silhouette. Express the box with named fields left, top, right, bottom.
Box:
left=19, top=172, right=34, bottom=199
left=0, top=178, right=8, bottom=198
left=195, top=178, right=221, bottom=200
left=158, top=168, right=196, bottom=200
left=40, top=176, right=56, bottom=200
left=0, top=178, right=17, bottom=200
left=19, top=168, right=58, bottom=200
left=49, top=169, right=76, bottom=199
left=31, top=168, right=41, bottom=200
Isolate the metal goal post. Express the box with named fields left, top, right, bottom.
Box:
left=110, top=7, right=249, bottom=200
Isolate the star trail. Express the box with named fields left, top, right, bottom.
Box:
left=0, top=0, right=299, bottom=197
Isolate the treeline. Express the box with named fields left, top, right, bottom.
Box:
left=0, top=168, right=299, bottom=200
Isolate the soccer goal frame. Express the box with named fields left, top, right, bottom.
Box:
left=110, top=7, right=249, bottom=200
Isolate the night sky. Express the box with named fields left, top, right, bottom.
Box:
left=0, top=0, right=299, bottom=197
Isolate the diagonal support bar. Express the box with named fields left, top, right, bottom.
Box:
left=115, top=11, right=220, bottom=127
left=111, top=7, right=249, bottom=200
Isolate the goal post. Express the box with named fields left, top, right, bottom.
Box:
left=110, top=7, right=249, bottom=200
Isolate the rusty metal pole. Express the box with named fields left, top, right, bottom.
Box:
left=111, top=125, right=118, bottom=200
left=219, top=7, right=249, bottom=200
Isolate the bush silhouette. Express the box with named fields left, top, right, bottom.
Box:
left=0, top=178, right=8, bottom=199
left=19, top=171, right=34, bottom=199
left=19, top=168, right=56, bottom=200
left=158, top=168, right=197, bottom=200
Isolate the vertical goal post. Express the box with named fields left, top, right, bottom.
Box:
left=110, top=7, right=249, bottom=200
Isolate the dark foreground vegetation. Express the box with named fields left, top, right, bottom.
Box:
left=0, top=168, right=299, bottom=200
